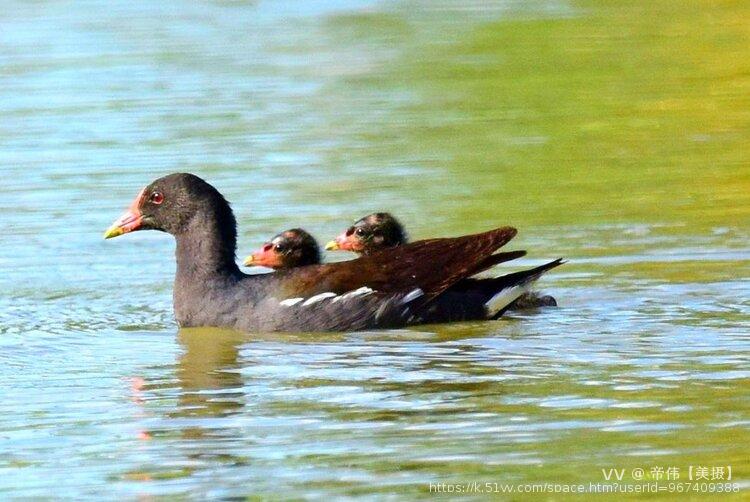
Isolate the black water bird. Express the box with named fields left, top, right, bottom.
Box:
left=104, top=173, right=562, bottom=332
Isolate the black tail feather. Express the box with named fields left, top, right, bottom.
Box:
left=489, top=258, right=565, bottom=319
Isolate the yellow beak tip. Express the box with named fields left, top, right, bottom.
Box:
left=324, top=241, right=339, bottom=251
left=242, top=256, right=254, bottom=266
left=103, top=226, right=124, bottom=240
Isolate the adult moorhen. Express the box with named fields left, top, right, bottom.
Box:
left=104, top=173, right=562, bottom=332
left=243, top=228, right=320, bottom=269
left=326, top=212, right=558, bottom=308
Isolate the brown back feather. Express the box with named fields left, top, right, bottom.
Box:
left=470, top=250, right=526, bottom=275
left=275, top=227, right=518, bottom=300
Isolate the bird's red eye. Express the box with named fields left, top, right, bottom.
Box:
left=150, top=191, right=164, bottom=204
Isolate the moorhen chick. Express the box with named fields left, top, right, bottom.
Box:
left=243, top=228, right=320, bottom=269
left=104, top=173, right=562, bottom=332
left=325, top=212, right=406, bottom=255
left=326, top=212, right=558, bottom=308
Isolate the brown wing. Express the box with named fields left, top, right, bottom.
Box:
left=470, top=250, right=526, bottom=275
left=273, top=227, right=517, bottom=300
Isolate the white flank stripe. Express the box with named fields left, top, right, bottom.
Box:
left=341, top=287, right=374, bottom=300
left=400, top=288, right=424, bottom=305
left=280, top=297, right=304, bottom=307
left=485, top=284, right=531, bottom=318
left=302, top=292, right=337, bottom=306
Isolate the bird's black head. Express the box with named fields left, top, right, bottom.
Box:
left=104, top=173, right=236, bottom=244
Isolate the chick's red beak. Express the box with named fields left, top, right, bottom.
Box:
left=104, top=189, right=145, bottom=239
left=325, top=231, right=361, bottom=252
left=243, top=244, right=283, bottom=268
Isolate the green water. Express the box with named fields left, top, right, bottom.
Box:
left=1, top=0, right=748, bottom=499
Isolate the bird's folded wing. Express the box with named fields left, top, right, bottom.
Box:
left=249, top=287, right=427, bottom=332
left=273, top=226, right=519, bottom=301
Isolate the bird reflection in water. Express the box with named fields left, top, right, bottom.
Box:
left=132, top=328, right=247, bottom=440
left=172, top=327, right=247, bottom=425
left=122, top=328, right=249, bottom=484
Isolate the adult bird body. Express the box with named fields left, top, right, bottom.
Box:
left=104, top=173, right=562, bottom=332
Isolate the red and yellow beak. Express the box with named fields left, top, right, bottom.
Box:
left=325, top=231, right=360, bottom=252
left=103, top=189, right=145, bottom=239
left=243, top=244, right=282, bottom=268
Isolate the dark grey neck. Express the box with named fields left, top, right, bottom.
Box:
left=174, top=210, right=241, bottom=284
left=172, top=210, right=248, bottom=328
